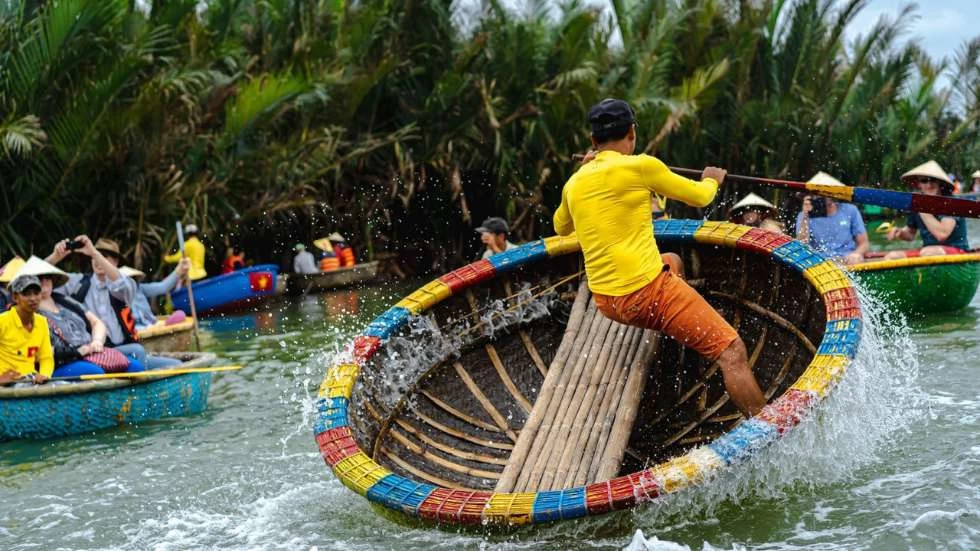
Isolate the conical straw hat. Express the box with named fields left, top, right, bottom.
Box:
left=0, top=256, right=25, bottom=283
left=327, top=232, right=345, bottom=242
left=729, top=193, right=778, bottom=220
left=313, top=238, right=333, bottom=251
left=13, top=256, right=69, bottom=288
left=971, top=170, right=980, bottom=179
left=119, top=266, right=146, bottom=281
left=901, top=160, right=952, bottom=186
left=807, top=171, right=845, bottom=186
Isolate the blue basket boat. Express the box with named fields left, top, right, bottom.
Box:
left=0, top=353, right=216, bottom=441
left=171, top=265, right=280, bottom=316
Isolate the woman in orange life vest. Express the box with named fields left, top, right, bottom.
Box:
left=327, top=232, right=356, bottom=267
left=313, top=238, right=340, bottom=271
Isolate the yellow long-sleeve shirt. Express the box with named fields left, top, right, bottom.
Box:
left=0, top=309, right=54, bottom=377
left=553, top=150, right=719, bottom=296
left=163, top=236, right=207, bottom=280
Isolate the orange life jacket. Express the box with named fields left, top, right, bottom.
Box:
left=334, top=244, right=355, bottom=267
left=222, top=253, right=245, bottom=274
left=320, top=256, right=340, bottom=271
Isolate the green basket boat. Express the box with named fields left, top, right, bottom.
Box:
left=849, top=251, right=980, bottom=315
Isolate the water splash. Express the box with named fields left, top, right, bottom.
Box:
left=627, top=277, right=925, bottom=544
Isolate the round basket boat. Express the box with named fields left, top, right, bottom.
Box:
left=313, top=220, right=863, bottom=528
left=0, top=352, right=216, bottom=441
left=850, top=252, right=980, bottom=315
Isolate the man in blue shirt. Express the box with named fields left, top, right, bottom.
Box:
left=885, top=160, right=969, bottom=258
left=795, top=172, right=869, bottom=265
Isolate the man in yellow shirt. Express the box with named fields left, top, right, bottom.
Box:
left=163, top=223, right=207, bottom=280
left=0, top=275, right=53, bottom=384
left=553, top=98, right=765, bottom=417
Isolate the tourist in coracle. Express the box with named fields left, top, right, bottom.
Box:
left=0, top=275, right=53, bottom=384
left=476, top=217, right=517, bottom=259
left=795, top=172, right=868, bottom=265
left=163, top=223, right=207, bottom=280
left=884, top=160, right=969, bottom=259
left=24, top=256, right=146, bottom=377
left=313, top=238, right=340, bottom=272
left=45, top=236, right=179, bottom=370
left=970, top=170, right=980, bottom=194
left=119, top=258, right=191, bottom=330
left=728, top=192, right=781, bottom=229
left=293, top=243, right=319, bottom=274
left=552, top=97, right=765, bottom=417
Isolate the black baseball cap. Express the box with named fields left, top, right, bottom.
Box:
left=588, top=98, right=635, bottom=134
left=10, top=275, right=41, bottom=294
left=475, top=217, right=509, bottom=234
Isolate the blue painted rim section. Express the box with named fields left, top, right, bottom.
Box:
left=853, top=188, right=912, bottom=211
left=531, top=487, right=588, bottom=522
left=707, top=418, right=777, bottom=465
left=653, top=219, right=704, bottom=240
left=487, top=240, right=548, bottom=273
left=363, top=306, right=413, bottom=339
left=313, top=397, right=349, bottom=434
left=818, top=320, right=862, bottom=358
left=367, top=474, right=437, bottom=514
left=772, top=241, right=827, bottom=272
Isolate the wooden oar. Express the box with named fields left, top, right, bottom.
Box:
left=40, top=364, right=243, bottom=382
left=176, top=221, right=202, bottom=351
left=668, top=166, right=980, bottom=219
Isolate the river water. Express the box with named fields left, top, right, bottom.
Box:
left=3, top=224, right=979, bottom=550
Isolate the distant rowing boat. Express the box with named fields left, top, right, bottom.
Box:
left=171, top=264, right=280, bottom=316
left=0, top=352, right=216, bottom=441
left=286, top=261, right=379, bottom=295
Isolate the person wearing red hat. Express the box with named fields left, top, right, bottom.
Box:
left=553, top=98, right=765, bottom=417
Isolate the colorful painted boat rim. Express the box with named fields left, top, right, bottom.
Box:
left=313, top=220, right=863, bottom=527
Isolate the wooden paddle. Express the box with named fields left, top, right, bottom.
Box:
left=39, top=364, right=243, bottom=382
left=176, top=221, right=202, bottom=351
left=666, top=166, right=980, bottom=218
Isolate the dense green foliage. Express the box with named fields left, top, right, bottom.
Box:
left=1, top=0, right=978, bottom=273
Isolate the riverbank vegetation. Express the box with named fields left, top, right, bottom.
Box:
left=2, top=0, right=978, bottom=273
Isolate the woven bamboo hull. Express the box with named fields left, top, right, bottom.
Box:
left=139, top=316, right=195, bottom=353
left=286, top=261, right=380, bottom=295
left=0, top=353, right=215, bottom=441
left=314, top=221, right=864, bottom=527
left=850, top=253, right=980, bottom=314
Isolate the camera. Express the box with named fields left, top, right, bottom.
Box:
left=66, top=239, right=83, bottom=251
left=809, top=196, right=828, bottom=218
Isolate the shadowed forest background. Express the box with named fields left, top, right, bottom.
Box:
left=1, top=0, right=978, bottom=276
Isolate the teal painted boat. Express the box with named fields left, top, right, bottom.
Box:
left=850, top=251, right=980, bottom=314
left=0, top=353, right=216, bottom=441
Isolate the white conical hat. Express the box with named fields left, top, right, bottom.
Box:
left=119, top=266, right=146, bottom=281
left=13, top=255, right=69, bottom=288
left=901, top=160, right=952, bottom=185
left=807, top=171, right=845, bottom=186
left=971, top=170, right=980, bottom=179
left=731, top=193, right=775, bottom=211
left=327, top=232, right=345, bottom=242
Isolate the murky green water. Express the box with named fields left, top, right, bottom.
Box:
left=3, top=224, right=980, bottom=550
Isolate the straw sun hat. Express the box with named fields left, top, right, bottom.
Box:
left=0, top=256, right=26, bottom=284
left=901, top=160, right=953, bottom=193
left=971, top=170, right=980, bottom=179
left=9, top=256, right=70, bottom=288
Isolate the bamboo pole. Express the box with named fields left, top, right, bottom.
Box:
left=509, top=293, right=604, bottom=492
left=526, top=313, right=614, bottom=490
left=549, top=320, right=629, bottom=489
left=595, top=331, right=661, bottom=481
left=514, top=302, right=610, bottom=491
left=494, top=280, right=590, bottom=492
left=577, top=327, right=645, bottom=485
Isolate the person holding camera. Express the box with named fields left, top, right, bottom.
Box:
left=883, top=161, right=969, bottom=259
left=795, top=172, right=869, bottom=265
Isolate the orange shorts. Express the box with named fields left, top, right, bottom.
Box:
left=593, top=268, right=738, bottom=361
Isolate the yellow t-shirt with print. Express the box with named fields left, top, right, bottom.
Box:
left=0, top=309, right=55, bottom=377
